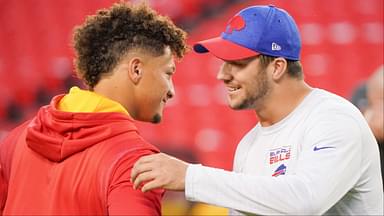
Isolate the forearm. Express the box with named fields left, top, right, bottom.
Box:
left=185, top=164, right=318, bottom=215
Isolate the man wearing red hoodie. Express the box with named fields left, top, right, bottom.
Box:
left=0, top=2, right=187, bottom=215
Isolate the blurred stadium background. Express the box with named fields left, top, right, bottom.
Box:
left=0, top=0, right=383, bottom=214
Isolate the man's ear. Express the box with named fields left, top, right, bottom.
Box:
left=271, top=57, right=287, bottom=81
left=128, top=57, right=144, bottom=85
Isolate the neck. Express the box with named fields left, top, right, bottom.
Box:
left=92, top=75, right=136, bottom=117
left=256, top=80, right=312, bottom=127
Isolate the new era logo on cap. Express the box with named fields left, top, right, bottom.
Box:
left=193, top=5, right=301, bottom=61
left=272, top=42, right=281, bottom=51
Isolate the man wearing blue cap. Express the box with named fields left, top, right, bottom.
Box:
left=131, top=5, right=383, bottom=215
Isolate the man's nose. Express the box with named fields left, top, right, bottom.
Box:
left=217, top=62, right=232, bottom=81
left=167, top=80, right=175, bottom=99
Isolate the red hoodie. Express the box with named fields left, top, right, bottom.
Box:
left=0, top=94, right=164, bottom=215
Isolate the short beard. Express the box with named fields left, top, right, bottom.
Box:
left=151, top=114, right=162, bottom=124
left=233, top=68, right=270, bottom=110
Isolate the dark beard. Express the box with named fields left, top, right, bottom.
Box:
left=378, top=140, right=384, bottom=147
left=234, top=69, right=270, bottom=110
left=151, top=113, right=161, bottom=123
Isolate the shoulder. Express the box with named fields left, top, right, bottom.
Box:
left=1, top=121, right=31, bottom=141
left=0, top=120, right=31, bottom=154
left=92, top=130, right=160, bottom=177
left=95, top=132, right=160, bottom=170
left=312, top=89, right=359, bottom=111
left=305, top=89, right=364, bottom=125
left=240, top=124, right=260, bottom=142
left=0, top=120, right=31, bottom=182
left=113, top=133, right=160, bottom=156
left=236, top=125, right=260, bottom=152
left=92, top=132, right=163, bottom=200
left=300, top=89, right=372, bottom=142
left=103, top=134, right=164, bottom=214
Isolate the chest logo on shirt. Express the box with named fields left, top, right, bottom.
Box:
left=269, top=146, right=291, bottom=164
left=272, top=164, right=286, bottom=177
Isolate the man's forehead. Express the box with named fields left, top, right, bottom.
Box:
left=226, top=55, right=259, bottom=64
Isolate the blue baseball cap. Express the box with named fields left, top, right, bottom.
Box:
left=193, top=5, right=301, bottom=61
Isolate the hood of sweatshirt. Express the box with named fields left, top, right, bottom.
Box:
left=26, top=88, right=138, bottom=162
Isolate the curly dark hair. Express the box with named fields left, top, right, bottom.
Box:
left=73, top=2, right=188, bottom=88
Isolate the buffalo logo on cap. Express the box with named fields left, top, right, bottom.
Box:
left=225, top=15, right=245, bottom=34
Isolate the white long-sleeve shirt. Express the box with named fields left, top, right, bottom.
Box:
left=185, top=89, right=383, bottom=215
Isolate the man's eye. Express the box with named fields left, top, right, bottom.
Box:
left=230, top=62, right=246, bottom=67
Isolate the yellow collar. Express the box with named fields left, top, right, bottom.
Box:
left=58, top=86, right=129, bottom=115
